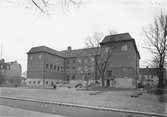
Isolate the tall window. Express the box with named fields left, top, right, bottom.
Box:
left=57, top=66, right=59, bottom=71
left=67, top=60, right=70, bottom=64
left=107, top=71, right=112, bottom=77
left=30, top=56, right=33, bottom=60
left=54, top=65, right=56, bottom=70
left=46, top=64, right=49, bottom=69
left=50, top=64, right=53, bottom=70
left=72, top=75, right=75, bottom=80
left=66, top=75, right=70, bottom=81
left=72, top=59, right=76, bottom=63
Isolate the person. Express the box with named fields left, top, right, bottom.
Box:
left=51, top=82, right=56, bottom=89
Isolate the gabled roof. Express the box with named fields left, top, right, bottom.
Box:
left=27, top=46, right=65, bottom=57
left=100, top=33, right=140, bottom=59
left=61, top=47, right=99, bottom=58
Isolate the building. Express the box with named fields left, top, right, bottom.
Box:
left=139, top=67, right=167, bottom=88
left=100, top=33, right=140, bottom=88
left=26, top=33, right=140, bottom=88
left=27, top=46, right=65, bottom=88
left=0, top=59, right=22, bottom=86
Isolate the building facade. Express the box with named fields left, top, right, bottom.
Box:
left=100, top=33, right=140, bottom=88
left=26, top=33, right=140, bottom=88
left=0, top=59, right=22, bottom=86
left=139, top=67, right=166, bottom=88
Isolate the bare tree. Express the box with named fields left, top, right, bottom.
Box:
left=0, top=72, right=5, bottom=85
left=30, top=0, right=82, bottom=13
left=97, top=46, right=112, bottom=87
left=144, top=12, right=167, bottom=92
left=85, top=32, right=116, bottom=87
left=4, top=0, right=82, bottom=14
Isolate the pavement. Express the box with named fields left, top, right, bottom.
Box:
left=0, top=105, right=66, bottom=117
left=0, top=87, right=166, bottom=116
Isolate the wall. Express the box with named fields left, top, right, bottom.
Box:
left=101, top=41, right=139, bottom=88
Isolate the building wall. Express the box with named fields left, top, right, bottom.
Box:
left=65, top=56, right=95, bottom=81
left=102, top=41, right=139, bottom=88
left=27, top=52, right=65, bottom=87
left=44, top=53, right=64, bottom=80
left=5, top=62, right=22, bottom=78
left=27, top=52, right=44, bottom=79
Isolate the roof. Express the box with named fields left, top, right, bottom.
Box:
left=27, top=46, right=65, bottom=57
left=61, top=47, right=99, bottom=58
left=139, top=68, right=159, bottom=75
left=100, top=33, right=140, bottom=59
left=101, top=33, right=132, bottom=44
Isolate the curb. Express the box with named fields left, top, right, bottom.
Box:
left=0, top=96, right=166, bottom=117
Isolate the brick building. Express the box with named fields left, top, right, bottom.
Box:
left=26, top=33, right=140, bottom=88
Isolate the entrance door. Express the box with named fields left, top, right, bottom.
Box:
left=106, top=79, right=110, bottom=87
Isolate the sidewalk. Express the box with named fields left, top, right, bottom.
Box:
left=0, top=105, right=66, bottom=117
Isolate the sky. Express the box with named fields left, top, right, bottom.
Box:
left=0, top=0, right=167, bottom=73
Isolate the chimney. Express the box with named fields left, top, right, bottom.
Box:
left=68, top=46, right=72, bottom=51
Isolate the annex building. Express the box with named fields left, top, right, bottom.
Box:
left=26, top=33, right=140, bottom=88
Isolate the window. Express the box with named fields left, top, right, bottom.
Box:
left=33, top=81, right=36, bottom=84
left=72, top=59, right=76, bottom=63
left=90, top=57, right=95, bottom=61
left=38, top=81, right=40, bottom=84
left=8, top=66, right=10, bottom=70
left=46, top=64, right=49, bottom=69
left=121, top=45, right=128, bottom=51
left=72, top=66, right=75, bottom=70
left=107, top=71, right=112, bottom=77
left=78, top=67, right=81, bottom=71
left=78, top=59, right=81, bottom=63
left=84, top=59, right=88, bottom=63
left=72, top=75, right=75, bottom=80
left=50, top=64, right=53, bottom=70
left=39, top=55, right=42, bottom=59
left=67, top=60, right=70, bottom=64
left=61, top=66, right=63, bottom=70
left=29, top=81, right=31, bottom=84
left=30, top=56, right=33, bottom=60
left=57, top=66, right=59, bottom=71
left=105, top=47, right=110, bottom=52
left=66, top=75, right=70, bottom=81
left=54, top=65, right=56, bottom=70
left=46, top=81, right=48, bottom=84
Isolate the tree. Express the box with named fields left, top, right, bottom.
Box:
left=0, top=72, right=5, bottom=84
left=97, top=46, right=112, bottom=87
left=5, top=0, right=82, bottom=14
left=144, top=12, right=167, bottom=92
left=85, top=32, right=115, bottom=87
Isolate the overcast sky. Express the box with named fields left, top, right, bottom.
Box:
left=0, top=0, right=167, bottom=73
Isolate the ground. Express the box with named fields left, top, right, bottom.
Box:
left=0, top=105, right=66, bottom=117
left=0, top=87, right=166, bottom=115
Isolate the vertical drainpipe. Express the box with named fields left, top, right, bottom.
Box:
left=136, top=52, right=138, bottom=88
left=43, top=52, right=46, bottom=88
left=64, top=58, right=66, bottom=83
